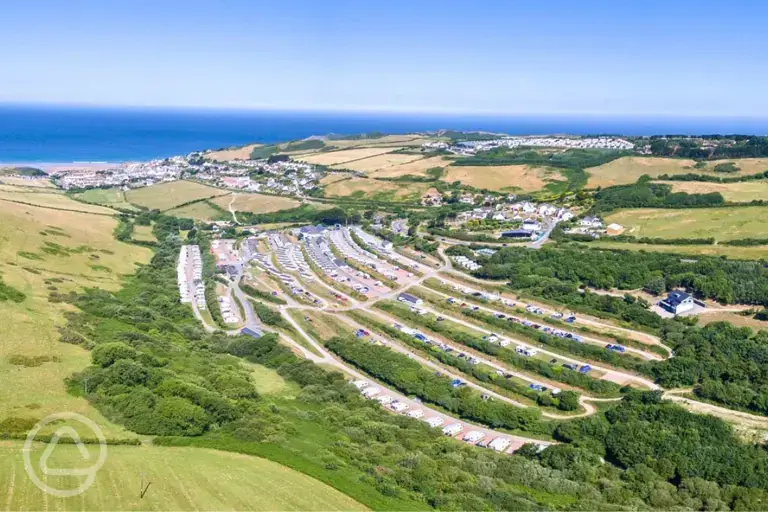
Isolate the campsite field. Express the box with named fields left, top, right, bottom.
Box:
left=322, top=177, right=428, bottom=201
left=604, top=206, right=768, bottom=242
left=295, top=147, right=401, bottom=166
left=368, top=155, right=451, bottom=178
left=662, top=180, right=768, bottom=202
left=1, top=442, right=364, bottom=511
left=0, top=199, right=151, bottom=439
left=586, top=156, right=768, bottom=188
left=441, top=164, right=566, bottom=192
left=329, top=152, right=424, bottom=173
left=209, top=192, right=302, bottom=214
left=125, top=181, right=227, bottom=210
left=73, top=187, right=138, bottom=210
left=165, top=201, right=224, bottom=221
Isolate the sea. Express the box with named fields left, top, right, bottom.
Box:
left=2, top=104, right=768, bottom=164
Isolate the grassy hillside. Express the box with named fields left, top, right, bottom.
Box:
left=2, top=442, right=364, bottom=511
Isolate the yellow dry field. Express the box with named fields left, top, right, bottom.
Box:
left=1, top=442, right=365, bottom=511
left=0, top=189, right=116, bottom=215
left=441, top=164, right=565, bottom=192
left=698, top=311, right=768, bottom=331
left=368, top=156, right=451, bottom=178
left=323, top=177, right=428, bottom=201
left=586, top=156, right=768, bottom=188
left=126, top=181, right=227, bottom=210
left=0, top=200, right=151, bottom=439
left=330, top=152, right=424, bottom=173
left=0, top=177, right=55, bottom=188
left=204, top=143, right=261, bottom=161
left=295, top=147, right=401, bottom=166
left=166, top=201, right=223, bottom=221
left=210, top=192, right=301, bottom=214
left=320, top=173, right=352, bottom=186
left=661, top=180, right=768, bottom=202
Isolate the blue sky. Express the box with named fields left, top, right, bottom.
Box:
left=1, top=0, right=766, bottom=116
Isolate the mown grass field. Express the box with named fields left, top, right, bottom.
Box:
left=330, top=152, right=424, bottom=173
left=73, top=188, right=138, bottom=210
left=209, top=192, right=302, bottom=214
left=322, top=177, right=428, bottom=201
left=662, top=180, right=768, bottom=202
left=125, top=181, right=227, bottom=210
left=604, top=206, right=768, bottom=242
left=132, top=225, right=157, bottom=242
left=0, top=199, right=151, bottom=439
left=1, top=442, right=364, bottom=511
left=165, top=202, right=224, bottom=221
left=441, top=164, right=566, bottom=192
left=295, top=147, right=401, bottom=166
left=586, top=156, right=768, bottom=188
left=204, top=143, right=262, bottom=161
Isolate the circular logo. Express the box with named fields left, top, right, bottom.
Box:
left=22, top=412, right=108, bottom=498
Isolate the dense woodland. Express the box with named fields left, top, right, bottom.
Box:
left=472, top=245, right=768, bottom=307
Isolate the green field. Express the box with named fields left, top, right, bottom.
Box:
left=604, top=206, right=768, bottom=242
left=2, top=442, right=364, bottom=511
left=165, top=201, right=224, bottom=221
left=73, top=188, right=138, bottom=211
left=125, top=181, right=227, bottom=211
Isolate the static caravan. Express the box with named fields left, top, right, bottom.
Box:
left=442, top=423, right=464, bottom=436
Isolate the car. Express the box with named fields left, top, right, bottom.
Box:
left=472, top=306, right=480, bottom=311
left=436, top=316, right=444, bottom=321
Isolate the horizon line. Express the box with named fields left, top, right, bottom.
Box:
left=3, top=100, right=768, bottom=120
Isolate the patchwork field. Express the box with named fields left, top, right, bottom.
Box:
left=166, top=201, right=223, bottom=221
left=209, top=192, right=301, bottom=214
left=604, top=206, right=768, bottom=242
left=295, top=147, right=401, bottom=166
left=125, top=181, right=227, bottom=210
left=330, top=153, right=424, bottom=173
left=1, top=442, right=364, bottom=511
left=586, top=156, right=768, bottom=188
left=73, top=187, right=138, bottom=210
left=441, top=164, right=565, bottom=192
left=586, top=241, right=768, bottom=260
left=322, top=177, right=428, bottom=201
left=0, top=189, right=117, bottom=215
left=204, top=143, right=262, bottom=161
left=661, top=180, right=768, bottom=202
left=0, top=200, right=151, bottom=439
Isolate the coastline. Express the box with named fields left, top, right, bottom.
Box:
left=0, top=161, right=126, bottom=173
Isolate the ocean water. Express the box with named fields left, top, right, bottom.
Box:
left=2, top=104, right=768, bottom=163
